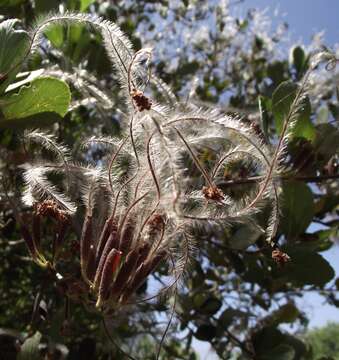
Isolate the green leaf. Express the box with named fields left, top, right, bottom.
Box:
left=267, top=303, right=299, bottom=326
left=194, top=324, right=217, bottom=341
left=198, top=297, right=222, bottom=315
left=280, top=181, right=314, bottom=238
left=314, top=124, right=339, bottom=158
left=229, top=222, right=263, bottom=250
left=34, top=0, right=59, bottom=13
left=281, top=248, right=335, bottom=287
left=272, top=80, right=315, bottom=140
left=0, top=112, right=63, bottom=130
left=80, top=0, right=95, bottom=11
left=260, top=344, right=295, bottom=360
left=258, top=95, right=271, bottom=141
left=1, top=77, right=71, bottom=120
left=218, top=308, right=247, bottom=328
left=18, top=331, right=42, bottom=360
left=45, top=25, right=64, bottom=48
left=267, top=61, right=286, bottom=85
left=0, top=19, right=30, bottom=94
left=0, top=0, right=25, bottom=8
left=290, top=46, right=306, bottom=76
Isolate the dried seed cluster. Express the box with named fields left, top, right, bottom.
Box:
left=202, top=185, right=225, bottom=203
left=35, top=199, right=70, bottom=223
left=131, top=88, right=152, bottom=111
left=79, top=215, right=167, bottom=309
left=272, top=249, right=291, bottom=266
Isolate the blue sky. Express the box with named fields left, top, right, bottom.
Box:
left=240, top=0, right=338, bottom=45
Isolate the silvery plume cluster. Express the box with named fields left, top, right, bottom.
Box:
left=17, top=12, right=325, bottom=312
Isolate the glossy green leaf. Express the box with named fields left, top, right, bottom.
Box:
left=281, top=248, right=335, bottom=287
left=18, top=331, right=41, bottom=360
left=0, top=19, right=30, bottom=94
left=280, top=181, right=314, bottom=238
left=272, top=80, right=315, bottom=140
left=1, top=77, right=71, bottom=120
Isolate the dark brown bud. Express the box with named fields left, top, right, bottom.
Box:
left=202, top=185, right=225, bottom=202
left=96, top=248, right=122, bottom=307
left=131, top=89, right=152, bottom=112
left=80, top=214, right=92, bottom=281
left=272, top=249, right=291, bottom=266
left=35, top=200, right=69, bottom=223
left=147, top=214, right=164, bottom=234
left=93, top=227, right=119, bottom=290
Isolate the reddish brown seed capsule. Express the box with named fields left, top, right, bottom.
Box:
left=110, top=244, right=147, bottom=298
left=202, top=185, right=225, bottom=202
left=135, top=242, right=151, bottom=268
left=96, top=216, right=116, bottom=263
left=35, top=200, right=69, bottom=223
left=119, top=222, right=135, bottom=254
left=93, top=227, right=119, bottom=290
left=80, top=214, right=93, bottom=281
left=147, top=214, right=164, bottom=234
left=96, top=248, right=122, bottom=307
left=86, top=245, right=97, bottom=282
